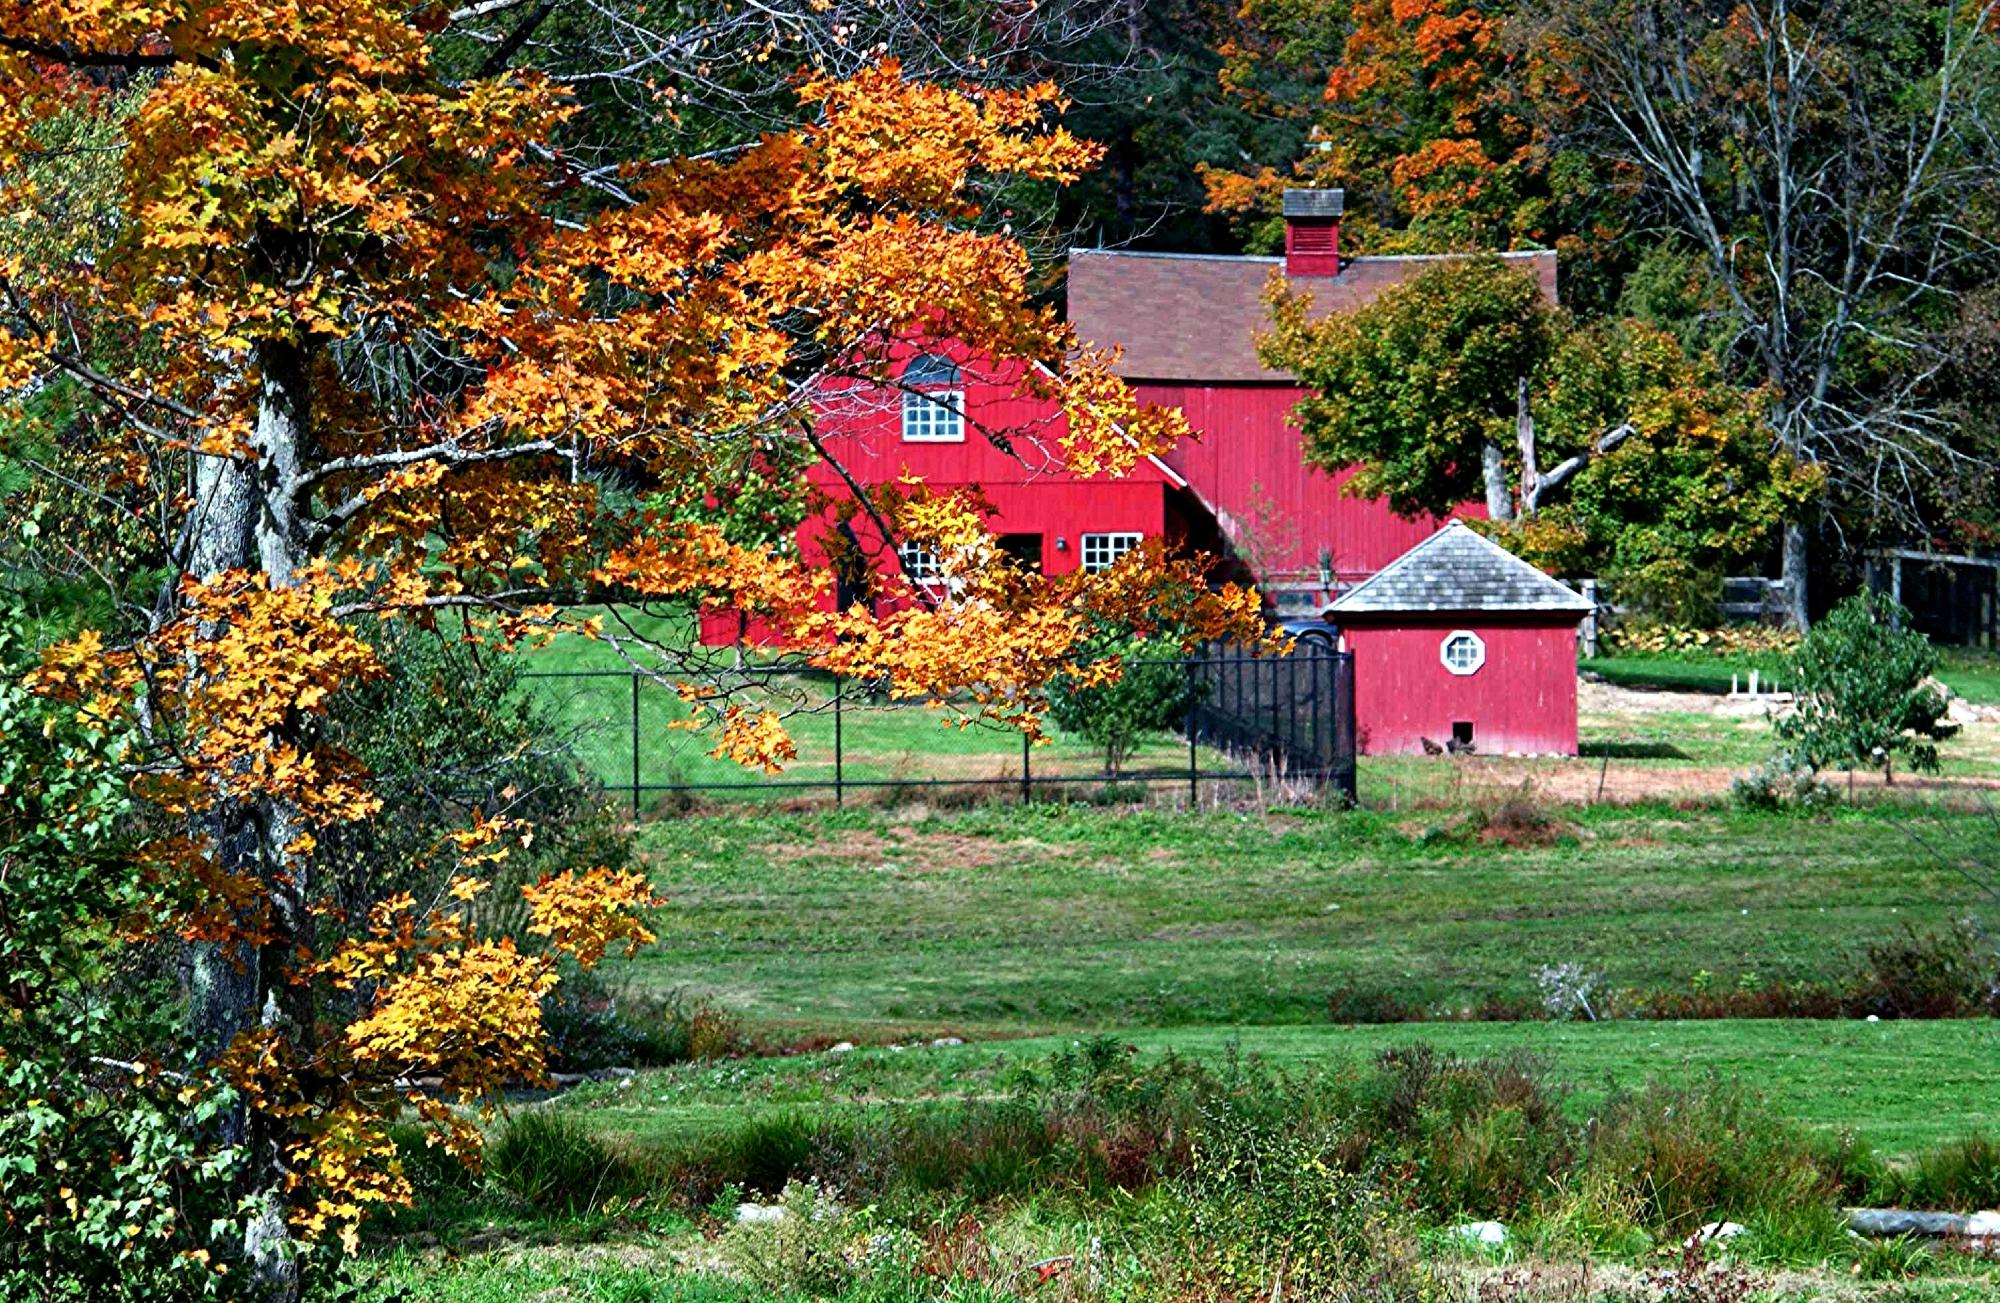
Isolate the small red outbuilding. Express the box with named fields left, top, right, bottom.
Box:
left=1331, top=522, right=1592, bottom=756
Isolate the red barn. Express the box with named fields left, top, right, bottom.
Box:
left=1330, top=522, right=1593, bottom=756
left=1069, top=188, right=1557, bottom=612
left=698, top=187, right=1561, bottom=637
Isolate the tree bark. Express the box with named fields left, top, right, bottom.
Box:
left=1481, top=440, right=1514, bottom=521
left=183, top=336, right=315, bottom=1302
left=1782, top=519, right=1810, bottom=631
left=1514, top=376, right=1540, bottom=514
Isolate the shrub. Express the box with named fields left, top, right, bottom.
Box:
left=1852, top=920, right=1999, bottom=1019
left=1326, top=981, right=1425, bottom=1025
left=543, top=974, right=746, bottom=1071
left=1350, top=1046, right=1575, bottom=1221
left=1775, top=592, right=1958, bottom=781
left=1047, top=635, right=1196, bottom=776
left=1601, top=621, right=1799, bottom=658
left=485, top=1109, right=642, bottom=1215
left=1168, top=1107, right=1459, bottom=1303
left=721, top=1180, right=878, bottom=1297
left=1729, top=752, right=1838, bottom=813
left=1878, top=1134, right=2000, bottom=1211
left=1474, top=783, right=1570, bottom=847
left=1587, top=1081, right=1836, bottom=1235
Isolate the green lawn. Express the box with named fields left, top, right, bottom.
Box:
left=1583, top=645, right=2000, bottom=703
left=1581, top=654, right=1789, bottom=696
left=1941, top=647, right=2000, bottom=704
left=621, top=802, right=1996, bottom=1036
left=596, top=1018, right=2000, bottom=1157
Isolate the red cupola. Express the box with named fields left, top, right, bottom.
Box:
left=1282, top=188, right=1343, bottom=277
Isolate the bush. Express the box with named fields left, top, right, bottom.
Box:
left=485, top=1109, right=642, bottom=1215
left=1601, top=621, right=1799, bottom=658
left=1852, top=920, right=1999, bottom=1019
left=1587, top=1081, right=1837, bottom=1235
left=317, top=630, right=640, bottom=959
left=721, top=1180, right=883, bottom=1297
left=543, top=973, right=746, bottom=1071
left=1729, top=751, right=1838, bottom=813
left=1877, top=1134, right=2000, bottom=1211
left=1776, top=592, right=1958, bottom=781
left=1047, top=635, right=1196, bottom=776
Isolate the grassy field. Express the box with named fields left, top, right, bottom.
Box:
left=618, top=801, right=1997, bottom=1036
left=1582, top=645, right=2000, bottom=702
left=598, top=1018, right=2000, bottom=1156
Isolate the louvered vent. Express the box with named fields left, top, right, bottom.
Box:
left=1290, top=222, right=1337, bottom=254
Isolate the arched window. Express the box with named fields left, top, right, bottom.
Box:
left=900, top=353, right=964, bottom=443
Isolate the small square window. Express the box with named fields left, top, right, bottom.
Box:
left=899, top=352, right=965, bottom=442
left=900, top=389, right=964, bottom=442
left=1440, top=630, right=1486, bottom=676
left=898, top=542, right=944, bottom=588
left=1080, top=532, right=1142, bottom=573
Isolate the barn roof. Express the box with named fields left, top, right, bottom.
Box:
left=1067, top=248, right=1558, bottom=384
left=1330, top=520, right=1593, bottom=616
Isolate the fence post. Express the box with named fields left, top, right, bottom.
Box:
left=834, top=676, right=844, bottom=807
left=1021, top=729, right=1032, bottom=803
left=630, top=671, right=641, bottom=815
left=1185, top=656, right=1199, bottom=809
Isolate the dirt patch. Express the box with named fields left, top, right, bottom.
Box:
left=810, top=826, right=1022, bottom=871
left=813, top=828, right=896, bottom=863
left=1377, top=754, right=2000, bottom=806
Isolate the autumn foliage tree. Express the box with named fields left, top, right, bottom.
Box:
left=0, top=5, right=1260, bottom=1296
left=1202, top=0, right=1629, bottom=298
left=1260, top=257, right=1820, bottom=604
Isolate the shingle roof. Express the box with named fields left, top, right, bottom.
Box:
left=1282, top=189, right=1345, bottom=218
left=1330, top=520, right=1593, bottom=615
left=1067, top=248, right=1558, bottom=383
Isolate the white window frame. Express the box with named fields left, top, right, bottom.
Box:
left=900, top=387, right=964, bottom=442
left=899, top=353, right=965, bottom=443
left=1080, top=532, right=1142, bottom=574
left=1440, top=629, right=1486, bottom=676
left=897, top=541, right=945, bottom=589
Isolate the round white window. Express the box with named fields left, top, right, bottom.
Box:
left=1440, top=630, right=1486, bottom=676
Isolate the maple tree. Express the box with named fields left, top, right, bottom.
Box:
left=1260, top=256, right=1821, bottom=603
left=1539, top=0, right=2000, bottom=626
left=1202, top=0, right=1630, bottom=296
left=0, top=5, right=1261, bottom=1296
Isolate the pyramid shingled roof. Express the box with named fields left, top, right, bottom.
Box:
left=1330, top=520, right=1592, bottom=616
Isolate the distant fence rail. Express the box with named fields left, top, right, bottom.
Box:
left=523, top=645, right=1355, bottom=812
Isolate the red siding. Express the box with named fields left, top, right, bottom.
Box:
left=1134, top=381, right=1472, bottom=606
left=1342, top=617, right=1582, bottom=756
left=700, top=339, right=1175, bottom=647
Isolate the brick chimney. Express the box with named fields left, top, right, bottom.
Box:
left=1283, top=188, right=1343, bottom=277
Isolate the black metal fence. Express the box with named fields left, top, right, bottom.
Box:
left=522, top=645, right=1355, bottom=812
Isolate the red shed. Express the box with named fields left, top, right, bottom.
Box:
left=1331, top=522, right=1592, bottom=756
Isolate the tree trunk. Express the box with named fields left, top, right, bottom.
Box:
left=1781, top=520, right=1810, bottom=631
left=1514, top=377, right=1540, bottom=515
left=1481, top=440, right=1514, bottom=522
left=183, top=337, right=315, bottom=1302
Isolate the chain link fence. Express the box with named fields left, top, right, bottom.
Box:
left=523, top=647, right=1355, bottom=813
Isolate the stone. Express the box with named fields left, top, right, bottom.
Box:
left=1691, top=1221, right=1745, bottom=1245
left=931, top=1036, right=965, bottom=1047
left=1846, top=1208, right=1968, bottom=1238
left=735, top=1203, right=785, bottom=1225
left=1451, top=1221, right=1508, bottom=1248
left=1967, top=1210, right=2000, bottom=1240
left=828, top=1041, right=856, bottom=1054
